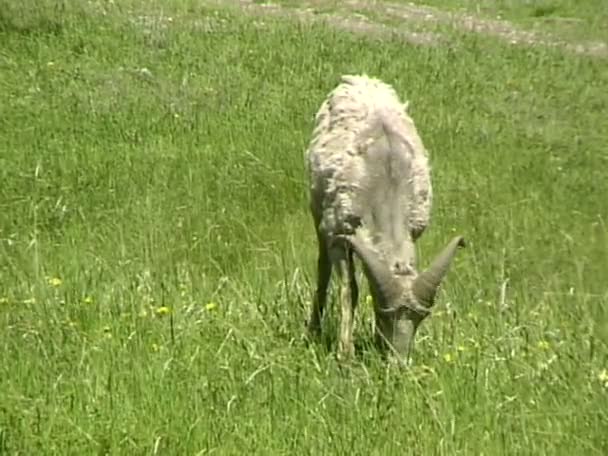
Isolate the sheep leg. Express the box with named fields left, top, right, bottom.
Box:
left=348, top=248, right=359, bottom=315
left=308, top=237, right=331, bottom=336
left=337, top=251, right=357, bottom=359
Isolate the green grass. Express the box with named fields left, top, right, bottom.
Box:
left=270, top=0, right=607, bottom=47
left=1, top=0, right=608, bottom=454
left=400, top=0, right=608, bottom=42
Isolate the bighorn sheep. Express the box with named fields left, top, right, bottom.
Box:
left=305, top=74, right=465, bottom=363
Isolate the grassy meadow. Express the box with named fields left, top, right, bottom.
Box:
left=402, top=0, right=608, bottom=40
left=1, top=0, right=607, bottom=454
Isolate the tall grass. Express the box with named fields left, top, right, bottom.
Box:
left=1, top=1, right=607, bottom=453
left=395, top=0, right=608, bottom=41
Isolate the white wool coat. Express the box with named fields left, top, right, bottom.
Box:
left=306, top=74, right=432, bottom=272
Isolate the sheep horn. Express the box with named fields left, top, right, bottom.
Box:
left=336, top=234, right=402, bottom=301
left=412, top=236, right=465, bottom=308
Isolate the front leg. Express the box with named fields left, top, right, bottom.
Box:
left=308, top=236, right=332, bottom=337
left=336, top=254, right=357, bottom=360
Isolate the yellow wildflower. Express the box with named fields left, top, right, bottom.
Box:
left=598, top=369, right=608, bottom=388
left=151, top=343, right=160, bottom=352
left=443, top=352, right=454, bottom=363
left=456, top=344, right=467, bottom=352
left=48, top=277, right=62, bottom=287
left=205, top=302, right=218, bottom=311
left=537, top=340, right=550, bottom=350
left=83, top=296, right=93, bottom=304
left=0, top=297, right=8, bottom=305
left=155, top=306, right=171, bottom=316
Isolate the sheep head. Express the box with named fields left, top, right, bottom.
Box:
left=336, top=232, right=465, bottom=363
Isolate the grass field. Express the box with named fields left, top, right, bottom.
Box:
left=1, top=0, right=608, bottom=454
left=402, top=0, right=608, bottom=40
left=272, top=0, right=608, bottom=44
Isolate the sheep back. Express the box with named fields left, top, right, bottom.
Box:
left=306, top=75, right=432, bottom=245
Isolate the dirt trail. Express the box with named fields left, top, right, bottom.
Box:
left=205, top=0, right=607, bottom=58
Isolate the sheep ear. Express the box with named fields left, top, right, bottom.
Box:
left=336, top=233, right=402, bottom=301
left=412, top=236, right=465, bottom=308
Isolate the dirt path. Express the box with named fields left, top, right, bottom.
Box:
left=204, top=0, right=607, bottom=58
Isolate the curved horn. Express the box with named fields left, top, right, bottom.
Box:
left=336, top=234, right=402, bottom=301
left=412, top=236, right=465, bottom=308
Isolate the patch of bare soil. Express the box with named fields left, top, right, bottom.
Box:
left=205, top=0, right=441, bottom=46
left=367, top=0, right=607, bottom=57
left=205, top=0, right=607, bottom=58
